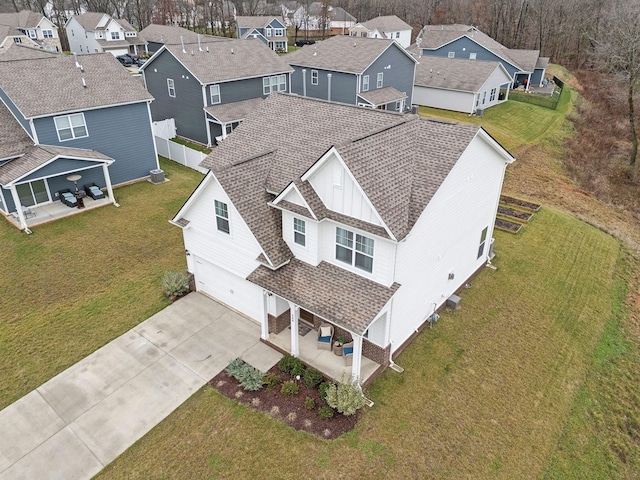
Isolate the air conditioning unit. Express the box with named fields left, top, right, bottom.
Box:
left=150, top=168, right=165, bottom=183
left=410, top=105, right=418, bottom=114
left=446, top=294, right=461, bottom=310
left=476, top=108, right=484, bottom=117
left=488, top=238, right=495, bottom=260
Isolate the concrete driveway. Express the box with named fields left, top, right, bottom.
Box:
left=0, top=293, right=282, bottom=480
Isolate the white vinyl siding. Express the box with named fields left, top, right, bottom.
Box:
left=167, top=78, right=175, bottom=97
left=210, top=84, right=221, bottom=104
left=54, top=113, right=88, bottom=141
left=282, top=210, right=318, bottom=265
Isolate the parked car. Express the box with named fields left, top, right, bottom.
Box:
left=135, top=59, right=146, bottom=67
left=124, top=53, right=139, bottom=62
left=295, top=40, right=316, bottom=47
left=116, top=55, right=133, bottom=67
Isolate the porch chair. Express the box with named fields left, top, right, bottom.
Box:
left=317, top=324, right=333, bottom=351
left=343, top=341, right=354, bottom=366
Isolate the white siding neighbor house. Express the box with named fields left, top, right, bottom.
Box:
left=349, top=15, right=412, bottom=48
left=0, top=10, right=62, bottom=52
left=412, top=55, right=513, bottom=113
left=65, top=12, right=146, bottom=56
left=171, top=93, right=514, bottom=385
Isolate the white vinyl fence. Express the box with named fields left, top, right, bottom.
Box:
left=155, top=136, right=209, bottom=174
left=152, top=119, right=176, bottom=139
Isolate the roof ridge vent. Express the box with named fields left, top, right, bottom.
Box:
left=181, top=35, right=186, bottom=53
left=348, top=119, right=409, bottom=143
left=231, top=149, right=276, bottom=166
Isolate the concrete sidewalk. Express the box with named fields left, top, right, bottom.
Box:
left=0, top=293, right=282, bottom=480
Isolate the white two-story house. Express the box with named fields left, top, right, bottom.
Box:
left=0, top=10, right=62, bottom=52
left=65, top=12, right=146, bottom=56
left=171, top=93, right=514, bottom=385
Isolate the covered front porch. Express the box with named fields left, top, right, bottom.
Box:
left=248, top=258, right=399, bottom=386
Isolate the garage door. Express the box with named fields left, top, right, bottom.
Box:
left=193, top=257, right=263, bottom=321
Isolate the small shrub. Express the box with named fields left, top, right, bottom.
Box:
left=162, top=270, right=190, bottom=298
left=290, top=358, right=305, bottom=377
left=281, top=380, right=300, bottom=396
left=303, top=367, right=323, bottom=388
left=225, top=358, right=265, bottom=391
left=287, top=412, right=297, bottom=422
left=225, top=358, right=246, bottom=378
left=305, top=396, right=316, bottom=410
left=318, top=406, right=334, bottom=418
left=277, top=354, right=297, bottom=373
left=263, top=373, right=281, bottom=391
left=319, top=381, right=334, bottom=402
left=270, top=406, right=280, bottom=416
left=325, top=380, right=366, bottom=416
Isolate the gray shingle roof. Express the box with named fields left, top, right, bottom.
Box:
left=418, top=24, right=544, bottom=73
left=0, top=101, right=33, bottom=160
left=0, top=144, right=112, bottom=185
left=236, top=16, right=283, bottom=29
left=70, top=12, right=108, bottom=31
left=414, top=56, right=507, bottom=92
left=285, top=35, right=411, bottom=74
left=139, top=24, right=229, bottom=46
left=205, top=97, right=264, bottom=123
left=159, top=39, right=292, bottom=84
left=357, top=86, right=406, bottom=105
left=0, top=52, right=153, bottom=118
left=247, top=259, right=400, bottom=335
left=361, top=15, right=411, bottom=33
left=0, top=10, right=44, bottom=29
left=0, top=43, right=56, bottom=60
left=198, top=93, right=485, bottom=268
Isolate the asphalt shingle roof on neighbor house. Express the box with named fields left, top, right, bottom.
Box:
left=0, top=10, right=44, bottom=29
left=140, top=24, right=228, bottom=46
left=414, top=56, right=506, bottom=92
left=0, top=144, right=112, bottom=185
left=70, top=12, right=108, bottom=30
left=357, top=86, right=406, bottom=105
left=418, top=24, right=549, bottom=73
left=204, top=97, right=264, bottom=123
left=200, top=92, right=483, bottom=268
left=248, top=259, right=400, bottom=335
left=0, top=52, right=153, bottom=118
left=361, top=15, right=411, bottom=33
left=0, top=101, right=33, bottom=160
left=236, top=16, right=282, bottom=29
left=158, top=39, right=292, bottom=84
left=0, top=43, right=55, bottom=59
left=285, top=35, right=413, bottom=74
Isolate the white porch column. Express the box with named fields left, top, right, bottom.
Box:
left=260, top=291, right=270, bottom=340
left=9, top=186, right=27, bottom=231
left=289, top=301, right=300, bottom=357
left=102, top=164, right=119, bottom=207
left=351, top=334, right=363, bottom=383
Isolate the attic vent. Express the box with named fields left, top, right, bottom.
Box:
left=333, top=165, right=343, bottom=188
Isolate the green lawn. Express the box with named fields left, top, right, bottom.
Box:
left=96, top=207, right=632, bottom=479
left=0, top=157, right=204, bottom=409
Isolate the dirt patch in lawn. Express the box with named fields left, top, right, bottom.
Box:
left=208, top=366, right=358, bottom=439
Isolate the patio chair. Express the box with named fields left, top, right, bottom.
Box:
left=21, top=205, right=36, bottom=219
left=58, top=189, right=77, bottom=208
left=343, top=341, right=354, bottom=366
left=84, top=183, right=105, bottom=200
left=317, top=324, right=333, bottom=351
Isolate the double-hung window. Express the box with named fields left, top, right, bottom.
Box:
left=376, top=72, right=383, bottom=88
left=54, top=113, right=88, bottom=141
left=111, top=31, right=120, bottom=40
left=335, top=227, right=374, bottom=273
left=448, top=51, right=455, bottom=58
left=263, top=75, right=287, bottom=94
left=362, top=75, right=369, bottom=91
left=469, top=52, right=477, bottom=60
left=210, top=84, right=221, bottom=104
left=167, top=78, right=175, bottom=97
left=266, top=27, right=272, bottom=37
left=274, top=28, right=284, bottom=36
left=293, top=218, right=305, bottom=246
left=477, top=226, right=488, bottom=259
left=28, top=30, right=36, bottom=39
left=42, top=29, right=53, bottom=38
left=215, top=200, right=230, bottom=234
left=490, top=88, right=496, bottom=101
left=311, top=70, right=318, bottom=85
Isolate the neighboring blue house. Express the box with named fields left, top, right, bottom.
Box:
left=141, top=38, right=293, bottom=146
left=416, top=24, right=550, bottom=88
left=0, top=48, right=158, bottom=231
left=236, top=16, right=288, bottom=53
left=285, top=35, right=417, bottom=112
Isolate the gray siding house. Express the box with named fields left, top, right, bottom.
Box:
left=236, top=16, right=288, bottom=52
left=139, top=24, right=229, bottom=54
left=0, top=49, right=158, bottom=231
left=141, top=38, right=293, bottom=146
left=416, top=24, right=549, bottom=88
left=286, top=35, right=416, bottom=112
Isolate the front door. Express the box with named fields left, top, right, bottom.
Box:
left=16, top=180, right=49, bottom=207
left=299, top=309, right=314, bottom=327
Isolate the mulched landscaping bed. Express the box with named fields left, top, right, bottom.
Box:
left=208, top=366, right=358, bottom=439
left=495, top=217, right=523, bottom=233
left=500, top=195, right=541, bottom=212
left=497, top=205, right=534, bottom=222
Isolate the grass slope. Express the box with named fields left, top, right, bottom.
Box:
left=0, top=158, right=204, bottom=409
left=97, top=207, right=623, bottom=479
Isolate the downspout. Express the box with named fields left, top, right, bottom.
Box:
left=327, top=73, right=332, bottom=102
left=302, top=68, right=306, bottom=97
